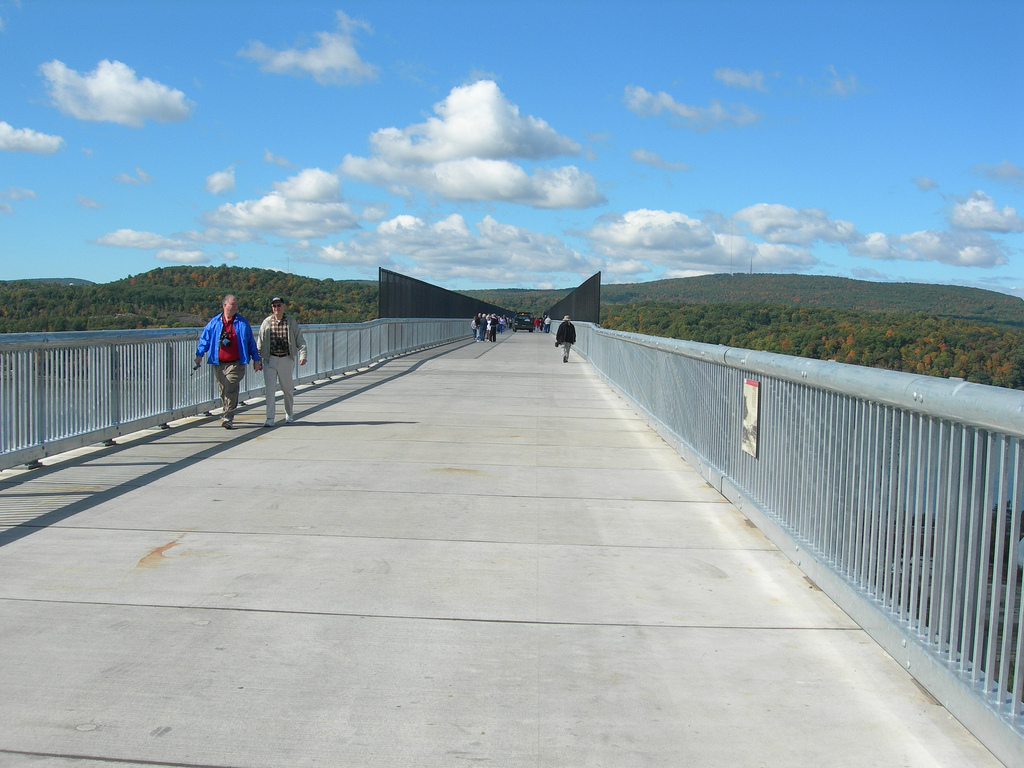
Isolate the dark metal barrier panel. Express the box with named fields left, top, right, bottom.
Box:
left=379, top=268, right=513, bottom=318
left=547, top=272, right=601, bottom=324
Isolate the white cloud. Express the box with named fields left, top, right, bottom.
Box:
left=586, top=209, right=715, bottom=255
left=39, top=59, right=193, bottom=127
left=583, top=208, right=817, bottom=274
left=312, top=213, right=596, bottom=285
left=733, top=203, right=857, bottom=244
left=96, top=229, right=190, bottom=249
left=826, top=65, right=861, bottom=96
left=343, top=155, right=602, bottom=208
left=156, top=249, right=209, bottom=264
left=364, top=80, right=580, bottom=164
left=181, top=227, right=261, bottom=245
left=205, top=197, right=357, bottom=240
left=623, top=85, right=761, bottom=131
left=114, top=167, right=153, bottom=185
left=604, top=259, right=656, bottom=279
left=900, top=230, right=1007, bottom=266
left=662, top=268, right=714, bottom=280
left=972, top=160, right=1024, bottom=188
left=203, top=168, right=356, bottom=239
left=849, top=229, right=1007, bottom=267
left=912, top=176, right=938, bottom=192
left=238, top=10, right=378, bottom=85
left=0, top=187, right=37, bottom=201
left=76, top=195, right=102, bottom=209
left=851, top=267, right=890, bottom=280
left=948, top=191, right=1024, bottom=232
left=849, top=232, right=903, bottom=260
left=359, top=202, right=390, bottom=222
left=263, top=149, right=292, bottom=167
left=713, top=68, right=768, bottom=93
left=272, top=167, right=339, bottom=201
left=96, top=228, right=213, bottom=264
left=0, top=121, right=64, bottom=153
left=205, top=166, right=235, bottom=195
left=340, top=80, right=603, bottom=209
left=0, top=187, right=35, bottom=214
left=630, top=148, right=690, bottom=171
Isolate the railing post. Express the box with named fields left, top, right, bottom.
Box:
left=110, top=344, right=121, bottom=427
left=34, top=349, right=45, bottom=450
left=166, top=342, right=175, bottom=418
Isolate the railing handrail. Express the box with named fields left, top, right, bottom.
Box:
left=593, top=326, right=1024, bottom=439
left=0, top=318, right=441, bottom=351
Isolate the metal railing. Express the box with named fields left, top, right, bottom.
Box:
left=0, top=318, right=469, bottom=470
left=566, top=321, right=1024, bottom=767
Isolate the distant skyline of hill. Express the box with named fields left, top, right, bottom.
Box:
left=3, top=267, right=1022, bottom=332
left=5, top=266, right=1024, bottom=389
left=469, top=273, right=1024, bottom=328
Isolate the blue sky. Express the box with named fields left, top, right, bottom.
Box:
left=2, top=1, right=1023, bottom=297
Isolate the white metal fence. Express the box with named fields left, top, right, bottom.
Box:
left=566, top=321, right=1024, bottom=767
left=0, top=318, right=468, bottom=470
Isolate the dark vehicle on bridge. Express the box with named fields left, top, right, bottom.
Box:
left=513, top=313, right=534, bottom=331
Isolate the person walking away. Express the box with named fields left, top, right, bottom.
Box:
left=258, top=296, right=307, bottom=426
left=195, top=294, right=261, bottom=429
left=555, top=315, right=576, bottom=363
left=472, top=313, right=481, bottom=341
left=543, top=315, right=551, bottom=333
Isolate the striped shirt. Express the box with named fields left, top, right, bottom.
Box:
left=267, top=316, right=291, bottom=356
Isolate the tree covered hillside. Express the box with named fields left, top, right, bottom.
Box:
left=601, top=274, right=1024, bottom=327
left=602, top=302, right=1024, bottom=390
left=5, top=267, right=1024, bottom=389
left=0, top=266, right=377, bottom=332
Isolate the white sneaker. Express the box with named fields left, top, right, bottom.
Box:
left=285, top=416, right=295, bottom=424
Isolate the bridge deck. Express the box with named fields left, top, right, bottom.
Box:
left=0, top=332, right=1002, bottom=767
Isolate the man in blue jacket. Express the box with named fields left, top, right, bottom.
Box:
left=195, top=294, right=262, bottom=429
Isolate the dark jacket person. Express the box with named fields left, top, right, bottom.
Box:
left=555, top=315, right=576, bottom=363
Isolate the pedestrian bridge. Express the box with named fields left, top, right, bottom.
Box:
left=0, top=330, right=1013, bottom=766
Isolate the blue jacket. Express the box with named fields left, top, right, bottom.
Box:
left=196, top=313, right=261, bottom=365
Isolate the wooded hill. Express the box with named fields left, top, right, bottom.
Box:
left=601, top=301, right=1024, bottom=390
left=470, top=273, right=1024, bottom=328
left=4, top=267, right=1024, bottom=388
left=0, top=266, right=377, bottom=332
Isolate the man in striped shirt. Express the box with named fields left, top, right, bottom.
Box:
left=257, top=297, right=307, bottom=426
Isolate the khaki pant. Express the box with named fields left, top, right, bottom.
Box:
left=264, top=355, right=296, bottom=422
left=214, top=361, right=245, bottom=421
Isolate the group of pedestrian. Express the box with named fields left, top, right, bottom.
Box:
left=471, top=312, right=509, bottom=342
left=471, top=309, right=575, bottom=362
left=195, top=295, right=306, bottom=429
left=195, top=295, right=575, bottom=432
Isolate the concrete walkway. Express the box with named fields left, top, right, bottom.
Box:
left=0, top=332, right=1003, bottom=767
